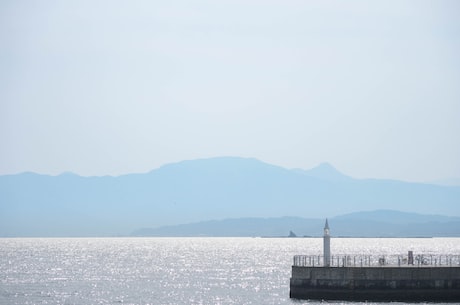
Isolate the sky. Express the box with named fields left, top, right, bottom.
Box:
left=1, top=0, right=459, bottom=182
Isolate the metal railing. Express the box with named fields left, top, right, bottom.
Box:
left=293, top=254, right=460, bottom=268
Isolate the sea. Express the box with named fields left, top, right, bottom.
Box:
left=1, top=237, right=459, bottom=305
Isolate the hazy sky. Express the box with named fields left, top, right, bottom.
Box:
left=1, top=0, right=459, bottom=182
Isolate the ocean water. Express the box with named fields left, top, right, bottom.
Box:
left=0, top=237, right=459, bottom=305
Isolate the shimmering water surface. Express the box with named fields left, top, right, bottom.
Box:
left=1, top=237, right=459, bottom=305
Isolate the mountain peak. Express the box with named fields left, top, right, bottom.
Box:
left=154, top=156, right=285, bottom=175
left=293, top=162, right=350, bottom=182
left=313, top=162, right=338, bottom=171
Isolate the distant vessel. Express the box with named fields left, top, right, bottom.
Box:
left=289, top=220, right=460, bottom=302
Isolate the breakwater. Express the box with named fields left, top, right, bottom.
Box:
left=290, top=254, right=460, bottom=302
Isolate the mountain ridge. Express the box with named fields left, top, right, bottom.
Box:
left=292, top=162, right=352, bottom=182
left=132, top=210, right=460, bottom=237
left=1, top=157, right=459, bottom=237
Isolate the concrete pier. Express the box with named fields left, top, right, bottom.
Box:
left=290, top=221, right=460, bottom=301
left=290, top=265, right=460, bottom=302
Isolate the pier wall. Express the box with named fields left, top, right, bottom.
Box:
left=290, top=266, right=460, bottom=302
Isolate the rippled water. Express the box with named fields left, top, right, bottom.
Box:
left=1, top=237, right=459, bottom=305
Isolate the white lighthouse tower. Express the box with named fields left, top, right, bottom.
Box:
left=323, top=219, right=331, bottom=267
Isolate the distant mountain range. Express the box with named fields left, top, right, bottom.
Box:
left=132, top=210, right=460, bottom=237
left=1, top=157, right=459, bottom=237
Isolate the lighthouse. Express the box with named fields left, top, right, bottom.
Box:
left=323, top=219, right=331, bottom=267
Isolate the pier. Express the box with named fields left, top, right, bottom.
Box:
left=289, top=221, right=460, bottom=302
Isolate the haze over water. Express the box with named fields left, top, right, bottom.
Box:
left=1, top=237, right=459, bottom=305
